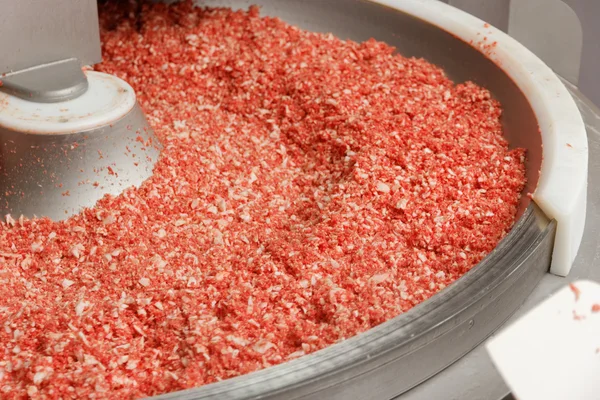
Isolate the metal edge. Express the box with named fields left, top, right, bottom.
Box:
left=119, top=1, right=557, bottom=398
left=0, top=58, right=89, bottom=103
left=0, top=103, right=161, bottom=221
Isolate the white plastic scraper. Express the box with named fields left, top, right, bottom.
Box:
left=486, top=280, right=600, bottom=400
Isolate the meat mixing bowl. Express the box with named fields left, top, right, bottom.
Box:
left=0, top=0, right=590, bottom=399
left=143, top=1, right=588, bottom=398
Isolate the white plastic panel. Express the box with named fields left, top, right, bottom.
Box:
left=487, top=280, right=600, bottom=400
left=373, top=0, right=588, bottom=276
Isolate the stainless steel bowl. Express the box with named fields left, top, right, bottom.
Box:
left=141, top=1, right=556, bottom=399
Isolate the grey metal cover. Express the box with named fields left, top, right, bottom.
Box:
left=0, top=0, right=101, bottom=74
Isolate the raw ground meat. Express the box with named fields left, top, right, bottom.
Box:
left=0, top=1, right=526, bottom=398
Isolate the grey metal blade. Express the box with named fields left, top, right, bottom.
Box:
left=0, top=0, right=101, bottom=74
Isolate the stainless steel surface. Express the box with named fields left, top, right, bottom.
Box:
left=508, top=0, right=583, bottom=85
left=0, top=0, right=99, bottom=102
left=438, top=0, right=600, bottom=108
left=0, top=0, right=101, bottom=74
left=0, top=58, right=88, bottom=103
left=401, top=82, right=600, bottom=400
left=439, top=0, right=577, bottom=82
left=444, top=0, right=585, bottom=86
left=0, top=104, right=161, bottom=221
left=563, top=0, right=600, bottom=107
left=447, top=0, right=510, bottom=32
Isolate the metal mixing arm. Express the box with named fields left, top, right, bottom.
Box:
left=0, top=0, right=162, bottom=221
left=0, top=0, right=101, bottom=102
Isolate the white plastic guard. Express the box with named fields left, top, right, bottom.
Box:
left=487, top=280, right=600, bottom=400
left=374, top=0, right=588, bottom=276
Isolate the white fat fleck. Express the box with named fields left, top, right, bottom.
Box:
left=286, top=350, right=305, bottom=359
left=370, top=273, right=390, bottom=284
left=20, top=257, right=33, bottom=270
left=156, top=228, right=167, bottom=238
left=75, top=299, right=89, bottom=316
left=83, top=354, right=99, bottom=366
left=395, top=199, right=408, bottom=210
left=70, top=243, right=85, bottom=258
left=249, top=172, right=258, bottom=184
left=376, top=182, right=390, bottom=193
left=253, top=339, right=276, bottom=354
left=240, top=212, right=251, bottom=222
left=139, top=277, right=150, bottom=287
left=5, top=214, right=15, bottom=226
left=173, top=120, right=187, bottom=129
left=62, top=279, right=75, bottom=289
left=213, top=229, right=224, bottom=245
left=216, top=198, right=227, bottom=212
left=30, top=242, right=43, bottom=253
left=207, top=205, right=218, bottom=214
left=152, top=255, right=167, bottom=270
